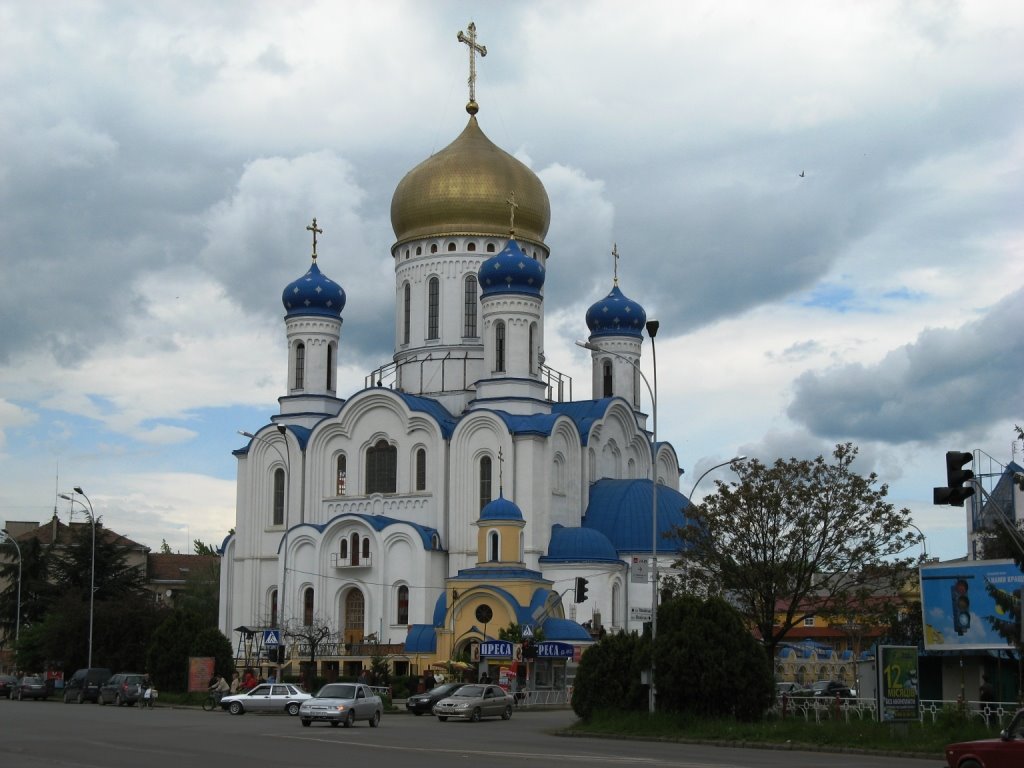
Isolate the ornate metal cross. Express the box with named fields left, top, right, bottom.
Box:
left=506, top=191, right=518, bottom=236
left=306, top=217, right=323, bottom=260
left=457, top=22, right=487, bottom=108
left=612, top=243, right=620, bottom=285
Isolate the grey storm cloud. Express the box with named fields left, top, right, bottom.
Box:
left=787, top=287, right=1024, bottom=444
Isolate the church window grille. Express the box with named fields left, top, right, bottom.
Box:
left=366, top=439, right=397, bottom=494
left=327, top=344, right=334, bottom=391
left=270, top=589, right=278, bottom=628
left=447, top=242, right=456, bottom=252
left=336, top=454, right=347, bottom=496
left=486, top=243, right=495, bottom=253
left=402, top=282, right=411, bottom=344
left=495, top=321, right=506, bottom=372
left=303, top=587, right=314, bottom=626
left=479, top=456, right=492, bottom=511
left=463, top=275, right=478, bottom=337
left=272, top=468, right=285, bottom=526
left=488, top=530, right=500, bottom=562
left=415, top=448, right=427, bottom=491
left=294, top=343, right=305, bottom=389
left=427, top=278, right=439, bottom=340
left=345, top=590, right=364, bottom=639
left=396, top=585, right=409, bottom=625
left=602, top=359, right=613, bottom=398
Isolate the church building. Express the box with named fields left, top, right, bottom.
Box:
left=218, top=23, right=693, bottom=686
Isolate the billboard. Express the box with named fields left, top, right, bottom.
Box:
left=920, top=559, right=1024, bottom=650
left=877, top=646, right=920, bottom=722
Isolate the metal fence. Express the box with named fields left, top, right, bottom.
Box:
left=778, top=695, right=1021, bottom=726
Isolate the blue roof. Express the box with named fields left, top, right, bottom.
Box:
left=541, top=524, right=619, bottom=563
left=479, top=492, right=524, bottom=522
left=282, top=261, right=346, bottom=318
left=392, top=391, right=458, bottom=438
left=405, top=624, right=437, bottom=653
left=492, top=410, right=561, bottom=438
left=550, top=399, right=616, bottom=445
left=585, top=284, right=646, bottom=339
left=541, top=616, right=593, bottom=642
left=478, top=238, right=545, bottom=298
left=583, top=478, right=692, bottom=553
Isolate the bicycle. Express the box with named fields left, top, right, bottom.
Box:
left=201, top=691, right=223, bottom=711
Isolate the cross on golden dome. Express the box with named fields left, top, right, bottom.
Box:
left=506, top=190, right=518, bottom=237
left=457, top=22, right=487, bottom=115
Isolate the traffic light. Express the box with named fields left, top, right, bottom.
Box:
left=951, top=578, right=971, bottom=635
left=933, top=451, right=975, bottom=506
left=574, top=577, right=589, bottom=603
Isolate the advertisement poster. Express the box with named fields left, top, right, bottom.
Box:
left=188, top=656, right=215, bottom=693
left=920, top=560, right=1024, bottom=650
left=877, top=646, right=920, bottom=722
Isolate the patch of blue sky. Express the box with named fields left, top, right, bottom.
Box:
left=881, top=286, right=927, bottom=302
left=796, top=283, right=858, bottom=313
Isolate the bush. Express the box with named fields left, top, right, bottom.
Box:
left=571, top=631, right=648, bottom=720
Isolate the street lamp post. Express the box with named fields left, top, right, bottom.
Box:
left=0, top=530, right=21, bottom=647
left=240, top=426, right=290, bottom=675
left=687, top=457, right=748, bottom=500
left=59, top=489, right=96, bottom=669
left=906, top=522, right=928, bottom=560
left=577, top=318, right=660, bottom=714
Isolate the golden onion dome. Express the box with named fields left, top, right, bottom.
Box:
left=390, top=115, right=550, bottom=246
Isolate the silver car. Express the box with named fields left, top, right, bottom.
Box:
left=219, top=683, right=311, bottom=715
left=432, top=684, right=512, bottom=722
left=298, top=682, right=382, bottom=727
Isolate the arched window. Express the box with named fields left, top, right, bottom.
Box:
left=488, top=530, right=500, bottom=562
left=397, top=585, right=409, bottom=625
left=294, top=343, right=305, bottom=389
left=415, top=246, right=422, bottom=256
left=529, top=323, right=537, bottom=374
left=270, top=589, right=278, bottom=628
left=431, top=533, right=441, bottom=550
left=479, top=456, right=492, bottom=511
left=272, top=468, right=285, bottom=526
left=427, top=277, right=439, bottom=339
left=326, top=344, right=334, bottom=391
left=345, top=590, right=364, bottom=642
left=366, top=439, right=397, bottom=494
left=552, top=454, right=565, bottom=494
left=519, top=531, right=524, bottom=562
left=415, top=448, right=427, bottom=491
left=602, top=359, right=613, bottom=398
left=463, top=275, right=478, bottom=337
left=351, top=532, right=360, bottom=565
left=430, top=243, right=438, bottom=254
left=340, top=538, right=348, bottom=559
left=447, top=242, right=456, bottom=252
left=336, top=454, right=347, bottom=496
left=494, top=321, right=505, bottom=372
left=467, top=242, right=476, bottom=252
left=402, top=282, right=411, bottom=344
left=612, top=582, right=620, bottom=627
left=486, top=243, right=495, bottom=253
left=361, top=537, right=370, bottom=559
left=303, top=587, right=314, bottom=626
left=633, top=366, right=641, bottom=407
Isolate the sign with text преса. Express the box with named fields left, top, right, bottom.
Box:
left=480, top=641, right=513, bottom=658
left=920, top=559, right=1024, bottom=651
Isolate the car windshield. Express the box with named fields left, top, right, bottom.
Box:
left=453, top=685, right=484, bottom=698
left=431, top=683, right=460, bottom=695
left=23, top=677, right=43, bottom=684
left=318, top=684, right=356, bottom=699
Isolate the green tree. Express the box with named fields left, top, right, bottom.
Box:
left=193, top=539, right=218, bottom=556
left=0, top=536, right=58, bottom=645
left=146, top=610, right=233, bottom=691
left=49, top=519, right=147, bottom=604
left=571, top=630, right=647, bottom=720
left=655, top=595, right=773, bottom=720
left=668, top=443, right=918, bottom=662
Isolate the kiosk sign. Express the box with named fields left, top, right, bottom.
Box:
left=535, top=642, right=574, bottom=658
left=480, top=640, right=513, bottom=658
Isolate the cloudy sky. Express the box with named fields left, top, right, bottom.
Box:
left=1, top=1, right=1021, bottom=561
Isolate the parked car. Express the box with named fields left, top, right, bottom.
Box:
left=775, top=681, right=806, bottom=697
left=63, top=668, right=112, bottom=704
left=946, top=708, right=1024, bottom=768
left=298, top=682, right=382, bottom=727
left=219, top=683, right=311, bottom=715
left=432, top=683, right=513, bottom=722
left=809, top=680, right=854, bottom=698
left=0, top=674, right=17, bottom=698
left=405, top=682, right=465, bottom=715
left=99, top=673, right=145, bottom=706
left=12, top=675, right=50, bottom=701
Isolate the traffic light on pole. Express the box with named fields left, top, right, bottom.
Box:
left=574, top=577, right=589, bottom=603
left=933, top=451, right=975, bottom=506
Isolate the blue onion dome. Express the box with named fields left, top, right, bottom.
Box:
left=478, top=238, right=545, bottom=298
left=282, top=261, right=346, bottom=318
left=543, top=524, right=619, bottom=562
left=479, top=492, right=524, bottom=522
left=585, top=284, right=646, bottom=339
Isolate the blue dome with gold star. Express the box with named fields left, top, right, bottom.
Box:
left=282, top=261, right=346, bottom=318
left=585, top=285, right=646, bottom=339
left=478, top=238, right=545, bottom=298
left=479, top=492, right=524, bottom=522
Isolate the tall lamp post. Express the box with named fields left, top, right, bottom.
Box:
left=0, top=530, right=22, bottom=647
left=687, top=456, right=747, bottom=500
left=240, top=425, right=290, bottom=675
left=906, top=522, right=928, bottom=560
left=59, top=489, right=96, bottom=669
left=577, top=318, right=660, bottom=713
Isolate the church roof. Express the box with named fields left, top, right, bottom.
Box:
left=478, top=238, right=545, bottom=298
left=405, top=623, right=438, bottom=653
left=550, top=399, right=617, bottom=445
left=282, top=261, right=346, bottom=318
left=479, top=493, right=524, bottom=522
left=585, top=284, right=647, bottom=339
left=283, top=513, right=441, bottom=552
left=541, top=616, right=593, bottom=642
left=583, top=478, right=693, bottom=554
left=393, top=392, right=458, bottom=438
left=541, top=524, right=620, bottom=563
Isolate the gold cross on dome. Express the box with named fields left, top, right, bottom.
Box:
left=506, top=191, right=518, bottom=237
left=612, top=243, right=620, bottom=286
left=457, top=22, right=487, bottom=111
left=306, top=217, right=323, bottom=260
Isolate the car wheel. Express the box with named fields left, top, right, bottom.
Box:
left=501, top=705, right=512, bottom=720
left=437, top=716, right=447, bottom=722
left=63, top=692, right=70, bottom=704
left=470, top=707, right=482, bottom=722
left=329, top=721, right=339, bottom=727
left=413, top=711, right=423, bottom=716
left=229, top=701, right=243, bottom=715
left=17, top=691, right=22, bottom=701
left=99, top=695, right=107, bottom=705
left=958, top=761, right=982, bottom=768
left=301, top=719, right=311, bottom=727
left=369, top=710, right=380, bottom=728
left=286, top=702, right=300, bottom=716
left=343, top=710, right=354, bottom=728
left=77, top=691, right=85, bottom=704
left=115, top=693, right=123, bottom=707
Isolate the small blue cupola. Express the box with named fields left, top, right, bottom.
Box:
left=282, top=261, right=346, bottom=318
left=478, top=238, right=545, bottom=298
left=585, top=284, right=646, bottom=339
left=476, top=491, right=526, bottom=565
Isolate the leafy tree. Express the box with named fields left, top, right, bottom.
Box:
left=668, top=443, right=918, bottom=662
left=655, top=595, right=773, bottom=720
left=193, top=539, right=218, bottom=556
left=160, top=539, right=172, bottom=554
left=49, top=519, right=147, bottom=604
left=0, top=536, right=58, bottom=644
left=146, top=610, right=233, bottom=691
left=571, top=630, right=647, bottom=720
left=498, top=621, right=545, bottom=643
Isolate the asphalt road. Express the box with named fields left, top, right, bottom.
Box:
left=0, top=698, right=945, bottom=768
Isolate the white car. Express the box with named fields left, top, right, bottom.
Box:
left=299, top=682, right=383, bottom=727
left=219, top=683, right=311, bottom=715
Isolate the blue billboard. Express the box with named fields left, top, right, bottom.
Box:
left=920, top=559, right=1024, bottom=650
